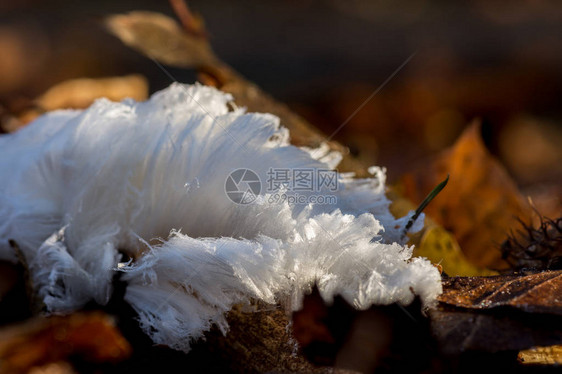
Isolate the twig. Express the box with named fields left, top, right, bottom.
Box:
left=169, top=0, right=207, bottom=38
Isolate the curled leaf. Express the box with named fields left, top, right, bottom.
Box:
left=105, top=11, right=217, bottom=68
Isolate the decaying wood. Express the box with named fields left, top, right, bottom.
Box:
left=203, top=305, right=329, bottom=373
left=103, top=297, right=354, bottom=374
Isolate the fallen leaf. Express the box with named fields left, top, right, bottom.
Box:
left=401, top=120, right=532, bottom=268
left=430, top=307, right=562, bottom=354
left=36, top=75, right=148, bottom=111
left=431, top=271, right=562, bottom=358
left=430, top=271, right=562, bottom=360
left=439, top=270, right=562, bottom=315
left=388, top=188, right=495, bottom=276
left=1, top=75, right=149, bottom=131
left=415, top=226, right=496, bottom=276
left=0, top=312, right=131, bottom=374
left=27, top=361, right=75, bottom=374
left=105, top=11, right=216, bottom=69
left=518, top=345, right=562, bottom=365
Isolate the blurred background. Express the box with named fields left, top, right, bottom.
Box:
left=1, top=0, right=561, bottom=189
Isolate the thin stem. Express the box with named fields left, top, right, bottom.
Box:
left=402, top=174, right=449, bottom=237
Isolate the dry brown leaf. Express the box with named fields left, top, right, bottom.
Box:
left=27, top=361, right=75, bottom=374
left=439, top=270, right=562, bottom=315
left=430, top=307, right=562, bottom=354
left=36, top=75, right=148, bottom=111
left=432, top=271, right=562, bottom=355
left=0, top=312, right=131, bottom=374
left=402, top=120, right=531, bottom=268
left=518, top=345, right=562, bottom=365
left=105, top=11, right=216, bottom=69
left=1, top=75, right=149, bottom=132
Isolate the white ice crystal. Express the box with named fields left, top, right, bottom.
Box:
left=0, top=83, right=441, bottom=352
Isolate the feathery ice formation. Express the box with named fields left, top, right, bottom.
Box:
left=0, top=83, right=441, bottom=352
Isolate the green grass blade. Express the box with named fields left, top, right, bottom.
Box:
left=402, top=174, right=449, bottom=237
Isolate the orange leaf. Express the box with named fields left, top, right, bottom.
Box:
left=402, top=120, right=531, bottom=268
left=0, top=312, right=131, bottom=373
